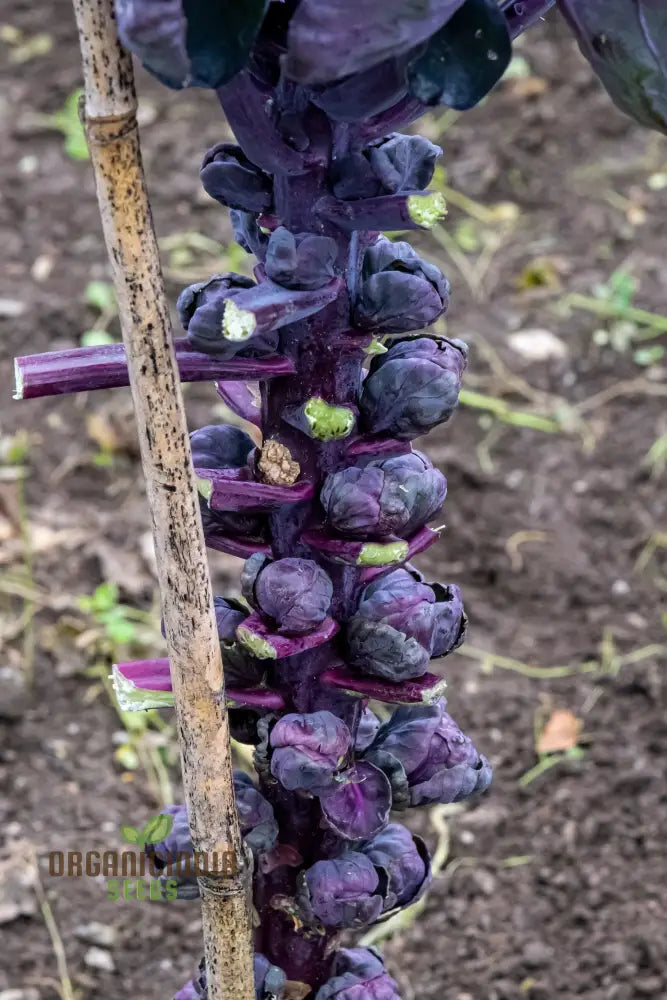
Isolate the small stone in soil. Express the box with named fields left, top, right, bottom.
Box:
left=522, top=940, right=553, bottom=968
left=84, top=947, right=116, bottom=973
left=0, top=667, right=30, bottom=721
left=75, top=921, right=117, bottom=948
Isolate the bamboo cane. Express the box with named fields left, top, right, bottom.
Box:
left=70, top=2, right=255, bottom=997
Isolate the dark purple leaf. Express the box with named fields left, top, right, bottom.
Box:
left=407, top=0, right=512, bottom=109
left=285, top=0, right=467, bottom=84
left=115, top=0, right=268, bottom=89
left=200, top=143, right=273, bottom=212
left=558, top=0, right=667, bottom=134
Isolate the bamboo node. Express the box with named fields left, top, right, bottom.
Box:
left=83, top=111, right=138, bottom=145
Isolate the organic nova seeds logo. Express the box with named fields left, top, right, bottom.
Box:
left=48, top=812, right=237, bottom=902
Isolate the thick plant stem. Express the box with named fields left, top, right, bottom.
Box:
left=70, top=2, right=254, bottom=998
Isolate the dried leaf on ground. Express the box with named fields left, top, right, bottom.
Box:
left=537, top=709, right=582, bottom=755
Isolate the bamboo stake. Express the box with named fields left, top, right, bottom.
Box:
left=70, top=2, right=255, bottom=997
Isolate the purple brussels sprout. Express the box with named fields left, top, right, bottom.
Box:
left=213, top=596, right=248, bottom=643
left=320, top=761, right=392, bottom=840
left=174, top=983, right=202, bottom=1000
left=431, top=583, right=467, bottom=657
left=191, top=427, right=267, bottom=546
left=347, top=569, right=464, bottom=681
left=174, top=957, right=208, bottom=1000
left=231, top=210, right=270, bottom=260
left=174, top=954, right=285, bottom=1000
left=242, top=555, right=334, bottom=635
left=321, top=451, right=446, bottom=539
left=365, top=700, right=492, bottom=808
left=253, top=954, right=287, bottom=1000
left=356, top=707, right=382, bottom=752
left=190, top=424, right=255, bottom=471
left=353, top=240, right=450, bottom=334
left=114, top=0, right=267, bottom=90
left=302, top=854, right=384, bottom=928
left=149, top=776, right=277, bottom=898
left=315, top=948, right=401, bottom=1000
left=214, top=597, right=265, bottom=690
left=332, top=133, right=441, bottom=199
left=359, top=336, right=467, bottom=440
left=177, top=273, right=278, bottom=358
left=264, top=227, right=338, bottom=290
left=228, top=708, right=266, bottom=745
left=200, top=143, right=273, bottom=213
left=269, top=711, right=351, bottom=794
left=328, top=134, right=434, bottom=198
left=233, top=771, right=279, bottom=857
left=199, top=504, right=268, bottom=547
left=361, top=824, right=431, bottom=911
left=240, top=552, right=270, bottom=605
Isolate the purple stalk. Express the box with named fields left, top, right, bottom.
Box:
left=359, top=526, right=440, bottom=583
left=215, top=380, right=262, bottom=426
left=221, top=277, right=345, bottom=341
left=316, top=192, right=446, bottom=233
left=320, top=665, right=448, bottom=705
left=14, top=340, right=294, bottom=400
left=501, top=0, right=556, bottom=39
left=356, top=95, right=431, bottom=142
left=236, top=612, right=340, bottom=661
left=195, top=468, right=315, bottom=511
left=346, top=435, right=412, bottom=459
left=301, top=525, right=440, bottom=577
left=205, top=535, right=272, bottom=559
left=217, top=72, right=311, bottom=176
left=112, top=658, right=285, bottom=710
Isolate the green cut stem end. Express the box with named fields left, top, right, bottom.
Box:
left=304, top=397, right=356, bottom=441
left=364, top=338, right=388, bottom=356
left=408, top=192, right=447, bottom=229
left=236, top=627, right=277, bottom=660
left=111, top=666, right=175, bottom=712
left=196, top=476, right=213, bottom=502
left=13, top=359, right=23, bottom=401
left=357, top=540, right=409, bottom=567
left=223, top=300, right=257, bottom=341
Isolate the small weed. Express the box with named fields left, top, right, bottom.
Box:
left=81, top=279, right=118, bottom=346
left=43, top=89, right=89, bottom=160
left=559, top=268, right=667, bottom=366
left=1, top=431, right=36, bottom=683
left=75, top=582, right=175, bottom=805
left=160, top=230, right=252, bottom=284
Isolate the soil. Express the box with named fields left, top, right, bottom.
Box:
left=1, top=4, right=666, bottom=1000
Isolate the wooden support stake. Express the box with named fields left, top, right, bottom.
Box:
left=70, top=2, right=255, bottom=997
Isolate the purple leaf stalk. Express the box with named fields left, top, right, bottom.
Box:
left=17, top=1, right=667, bottom=997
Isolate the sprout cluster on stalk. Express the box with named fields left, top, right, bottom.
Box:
left=16, top=1, right=667, bottom=997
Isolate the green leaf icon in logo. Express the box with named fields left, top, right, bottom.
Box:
left=140, top=813, right=174, bottom=847
left=120, top=825, right=140, bottom=845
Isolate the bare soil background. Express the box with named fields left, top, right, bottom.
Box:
left=1, top=4, right=666, bottom=999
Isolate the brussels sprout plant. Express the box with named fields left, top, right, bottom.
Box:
left=16, top=1, right=667, bottom=998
